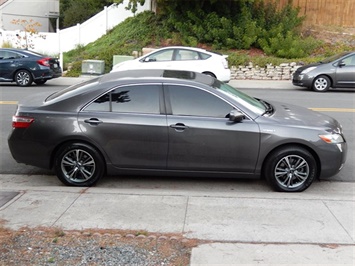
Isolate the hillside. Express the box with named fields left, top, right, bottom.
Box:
left=63, top=11, right=355, bottom=77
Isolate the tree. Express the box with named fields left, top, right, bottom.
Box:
left=60, top=0, right=112, bottom=28
left=112, top=0, right=146, bottom=14
left=11, top=19, right=45, bottom=49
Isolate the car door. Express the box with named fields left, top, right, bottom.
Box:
left=0, top=51, right=19, bottom=80
left=78, top=83, right=169, bottom=169
left=170, top=49, right=205, bottom=72
left=164, top=84, right=260, bottom=173
left=335, top=54, right=355, bottom=88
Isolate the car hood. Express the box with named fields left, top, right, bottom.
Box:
left=296, top=63, right=321, bottom=72
left=265, top=100, right=341, bottom=132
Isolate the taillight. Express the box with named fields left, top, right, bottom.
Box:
left=37, top=57, right=50, bottom=67
left=222, top=57, right=228, bottom=69
left=12, top=116, right=34, bottom=128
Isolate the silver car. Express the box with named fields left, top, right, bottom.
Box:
left=8, top=70, right=347, bottom=192
left=293, top=51, right=355, bottom=92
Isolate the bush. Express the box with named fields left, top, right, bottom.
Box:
left=258, top=30, right=321, bottom=58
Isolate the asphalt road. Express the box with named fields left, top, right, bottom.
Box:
left=0, top=79, right=354, bottom=182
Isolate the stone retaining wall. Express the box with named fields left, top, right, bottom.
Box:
left=231, top=62, right=302, bottom=80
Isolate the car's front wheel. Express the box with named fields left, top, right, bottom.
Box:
left=54, top=143, right=105, bottom=186
left=15, top=70, right=33, bottom=86
left=264, top=146, right=317, bottom=192
left=312, top=75, right=330, bottom=92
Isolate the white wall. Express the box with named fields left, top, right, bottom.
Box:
left=0, top=1, right=151, bottom=57
left=0, top=0, right=59, bottom=32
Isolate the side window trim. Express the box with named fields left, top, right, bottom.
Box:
left=163, top=83, right=243, bottom=119
left=82, top=83, right=165, bottom=114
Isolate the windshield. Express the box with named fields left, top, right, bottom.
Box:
left=213, top=81, right=265, bottom=115
left=321, top=52, right=352, bottom=63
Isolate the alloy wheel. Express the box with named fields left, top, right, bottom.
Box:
left=274, top=155, right=310, bottom=189
left=61, top=149, right=96, bottom=183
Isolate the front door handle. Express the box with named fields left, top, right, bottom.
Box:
left=84, top=118, right=103, bottom=125
left=170, top=123, right=188, bottom=131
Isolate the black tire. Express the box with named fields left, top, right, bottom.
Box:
left=34, top=80, right=47, bottom=85
left=15, top=70, right=33, bottom=86
left=264, top=146, right=317, bottom=192
left=312, top=75, right=330, bottom=92
left=54, top=143, right=105, bottom=186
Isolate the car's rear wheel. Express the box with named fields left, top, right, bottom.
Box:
left=202, top=72, right=216, bottom=79
left=34, top=80, right=47, bottom=85
left=15, top=70, right=33, bottom=86
left=312, top=75, right=330, bottom=92
left=264, top=146, right=317, bottom=192
left=54, top=143, right=105, bottom=186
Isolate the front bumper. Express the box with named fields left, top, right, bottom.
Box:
left=292, top=73, right=313, bottom=88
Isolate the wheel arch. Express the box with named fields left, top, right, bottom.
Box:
left=202, top=71, right=216, bottom=78
left=12, top=68, right=35, bottom=81
left=50, top=139, right=107, bottom=174
left=313, top=74, right=334, bottom=88
left=261, top=143, right=321, bottom=179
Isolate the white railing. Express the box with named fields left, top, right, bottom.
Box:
left=0, top=1, right=151, bottom=63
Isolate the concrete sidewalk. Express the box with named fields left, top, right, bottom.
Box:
left=0, top=174, right=354, bottom=265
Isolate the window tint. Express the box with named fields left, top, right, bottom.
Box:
left=200, top=52, right=211, bottom=60
left=85, top=84, right=160, bottom=114
left=146, top=49, right=173, bottom=62
left=342, top=55, right=355, bottom=66
left=176, top=49, right=200, bottom=60
left=0, top=51, right=22, bottom=60
left=168, top=85, right=233, bottom=118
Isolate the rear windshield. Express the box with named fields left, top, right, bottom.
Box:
left=45, top=78, right=100, bottom=102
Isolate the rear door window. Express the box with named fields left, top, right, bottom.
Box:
left=85, top=84, right=161, bottom=114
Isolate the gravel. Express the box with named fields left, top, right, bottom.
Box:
left=0, top=225, right=197, bottom=265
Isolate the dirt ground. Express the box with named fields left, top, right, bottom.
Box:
left=0, top=222, right=202, bottom=265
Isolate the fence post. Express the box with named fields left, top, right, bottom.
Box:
left=77, top=23, right=80, bottom=46
left=105, top=6, right=108, bottom=33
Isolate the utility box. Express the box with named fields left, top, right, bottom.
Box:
left=113, top=55, right=134, bottom=67
left=82, top=60, right=105, bottom=75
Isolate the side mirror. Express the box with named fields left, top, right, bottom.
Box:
left=144, top=57, right=156, bottom=62
left=228, top=110, right=244, bottom=123
left=338, top=62, right=346, bottom=67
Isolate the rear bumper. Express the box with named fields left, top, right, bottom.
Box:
left=33, top=67, right=62, bottom=80
left=217, top=69, right=231, bottom=83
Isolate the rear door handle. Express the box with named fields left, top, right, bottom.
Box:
left=84, top=118, right=103, bottom=125
left=170, top=123, right=188, bottom=131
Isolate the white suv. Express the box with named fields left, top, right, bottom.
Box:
left=111, top=46, right=231, bottom=82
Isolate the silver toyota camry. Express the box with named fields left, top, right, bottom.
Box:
left=8, top=70, right=347, bottom=192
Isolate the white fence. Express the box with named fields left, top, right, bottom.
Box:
left=0, top=1, right=151, bottom=63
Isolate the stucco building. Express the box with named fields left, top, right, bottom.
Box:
left=0, top=0, right=59, bottom=32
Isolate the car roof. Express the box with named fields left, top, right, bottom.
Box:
left=99, top=69, right=216, bottom=86
left=0, top=48, right=44, bottom=57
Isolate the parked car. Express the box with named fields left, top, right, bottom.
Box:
left=292, top=51, right=355, bottom=92
left=0, top=48, right=62, bottom=86
left=111, top=46, right=231, bottom=82
left=8, top=70, right=347, bottom=192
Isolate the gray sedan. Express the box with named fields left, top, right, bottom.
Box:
left=8, top=70, right=347, bottom=192
left=293, top=51, right=355, bottom=92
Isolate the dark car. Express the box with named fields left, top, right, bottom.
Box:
left=292, top=51, right=355, bottom=92
left=8, top=70, right=347, bottom=192
left=0, top=48, right=62, bottom=86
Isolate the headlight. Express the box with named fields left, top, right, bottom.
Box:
left=301, top=67, right=317, bottom=74
left=319, top=133, right=345, bottom=144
